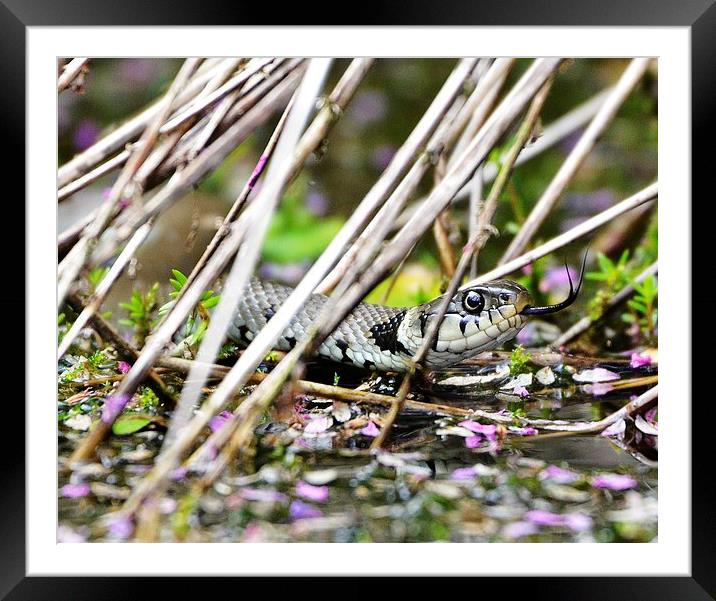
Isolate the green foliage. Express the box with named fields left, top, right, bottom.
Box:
left=119, top=283, right=160, bottom=346
left=156, top=269, right=221, bottom=351
left=586, top=250, right=631, bottom=320
left=509, top=345, right=532, bottom=375
left=622, top=275, right=658, bottom=340
left=262, top=182, right=345, bottom=264
left=112, top=416, right=151, bottom=435
left=87, top=266, right=109, bottom=293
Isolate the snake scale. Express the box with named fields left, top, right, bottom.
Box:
left=228, top=264, right=582, bottom=373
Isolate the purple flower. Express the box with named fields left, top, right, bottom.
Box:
left=601, top=419, right=626, bottom=438
left=119, top=58, right=157, bottom=85
left=564, top=512, right=593, bottom=533
left=525, top=509, right=565, bottom=526
left=170, top=466, right=188, bottom=482
left=513, top=386, right=530, bottom=398
left=458, top=420, right=497, bottom=440
left=502, top=521, right=538, bottom=540
left=101, top=394, right=130, bottom=423
left=584, top=382, right=614, bottom=396
left=296, top=481, right=329, bottom=503
left=630, top=353, right=652, bottom=368
left=591, top=473, right=637, bottom=491
left=305, top=190, right=329, bottom=216
left=304, top=415, right=333, bottom=434
left=117, top=361, right=131, bottom=374
left=539, top=266, right=578, bottom=294
left=209, top=410, right=232, bottom=433
left=360, top=421, right=380, bottom=437
left=525, top=510, right=593, bottom=533
left=349, top=89, right=387, bottom=125
left=57, top=525, right=86, bottom=543
left=289, top=500, right=324, bottom=520
left=73, top=119, right=101, bottom=151
left=372, top=144, right=397, bottom=170
left=509, top=426, right=538, bottom=436
left=60, top=483, right=90, bottom=498
left=106, top=514, right=134, bottom=539
left=465, top=435, right=482, bottom=449
left=239, top=488, right=288, bottom=503
left=573, top=368, right=621, bottom=383
left=450, top=467, right=477, bottom=480
left=539, top=465, right=579, bottom=484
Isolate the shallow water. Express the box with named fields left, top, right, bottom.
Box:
left=58, top=352, right=657, bottom=543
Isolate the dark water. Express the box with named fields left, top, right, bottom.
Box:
left=58, top=353, right=657, bottom=543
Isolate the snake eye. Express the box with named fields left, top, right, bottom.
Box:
left=463, top=291, right=485, bottom=314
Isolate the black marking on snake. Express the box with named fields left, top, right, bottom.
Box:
left=419, top=313, right=429, bottom=338
left=284, top=335, right=297, bottom=349
left=335, top=339, right=352, bottom=363
left=363, top=359, right=375, bottom=370
left=238, top=324, right=251, bottom=342
left=264, top=307, right=275, bottom=321
left=369, top=310, right=406, bottom=354
left=459, top=316, right=471, bottom=336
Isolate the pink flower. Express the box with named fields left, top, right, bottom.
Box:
left=502, top=521, right=538, bottom=539
left=630, top=353, right=652, bottom=368
left=106, top=514, right=133, bottom=539
left=360, top=421, right=380, bottom=437
left=584, top=382, right=614, bottom=396
left=101, top=394, right=130, bottom=423
left=60, top=483, right=90, bottom=498
left=513, top=386, right=530, bottom=398
left=296, top=481, right=329, bottom=503
left=289, top=500, right=324, bottom=520
left=57, top=525, right=86, bottom=543
left=465, top=435, right=482, bottom=449
left=539, top=465, right=579, bottom=484
left=591, top=473, right=637, bottom=491
left=573, top=368, right=621, bottom=383
left=458, top=420, right=497, bottom=440
left=450, top=467, right=477, bottom=480
left=304, top=415, right=333, bottom=434
left=508, top=426, right=538, bottom=436
left=564, top=512, right=593, bottom=532
left=239, top=488, right=288, bottom=503
left=117, top=361, right=131, bottom=374
left=208, top=410, right=232, bottom=433
left=525, top=509, right=593, bottom=533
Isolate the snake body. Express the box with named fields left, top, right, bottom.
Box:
left=228, top=277, right=538, bottom=372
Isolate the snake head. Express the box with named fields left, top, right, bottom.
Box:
left=411, top=281, right=533, bottom=365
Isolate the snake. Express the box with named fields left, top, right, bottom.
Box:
left=228, top=262, right=583, bottom=373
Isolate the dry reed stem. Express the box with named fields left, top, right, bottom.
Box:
left=500, top=58, right=652, bottom=263
left=57, top=58, right=203, bottom=309
left=58, top=58, right=90, bottom=93
left=552, top=261, right=658, bottom=347
left=57, top=58, right=229, bottom=188
left=462, top=182, right=657, bottom=288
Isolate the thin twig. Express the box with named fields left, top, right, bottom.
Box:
left=58, top=58, right=90, bottom=93
left=57, top=58, right=202, bottom=309
left=552, top=261, right=658, bottom=347
left=500, top=58, right=652, bottom=263
left=462, top=182, right=657, bottom=288
left=57, top=58, right=227, bottom=188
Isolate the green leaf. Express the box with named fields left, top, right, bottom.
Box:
left=112, top=416, right=151, bottom=435
left=202, top=295, right=220, bottom=309
left=172, top=269, right=188, bottom=286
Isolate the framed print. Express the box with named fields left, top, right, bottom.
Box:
left=5, top=0, right=713, bottom=597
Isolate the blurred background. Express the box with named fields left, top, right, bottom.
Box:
left=58, top=58, right=657, bottom=347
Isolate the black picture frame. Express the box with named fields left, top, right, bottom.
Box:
left=6, top=0, right=711, bottom=597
